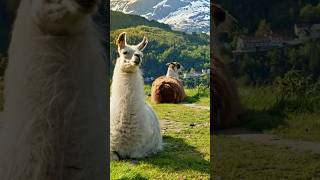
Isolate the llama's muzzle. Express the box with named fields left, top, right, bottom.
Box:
left=132, top=58, right=141, bottom=65
left=133, top=54, right=141, bottom=65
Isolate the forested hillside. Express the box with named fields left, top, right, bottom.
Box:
left=232, top=42, right=320, bottom=85
left=216, top=0, right=320, bottom=34
left=215, top=0, right=320, bottom=86
left=110, top=11, right=171, bottom=31
left=110, top=25, right=210, bottom=77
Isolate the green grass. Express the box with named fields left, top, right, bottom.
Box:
left=111, top=87, right=210, bottom=179
left=212, top=85, right=320, bottom=179
left=184, top=88, right=210, bottom=106
left=238, top=86, right=320, bottom=142
left=269, top=113, right=320, bottom=142
left=213, top=135, right=320, bottom=179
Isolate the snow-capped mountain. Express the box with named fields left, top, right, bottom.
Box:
left=110, top=0, right=210, bottom=34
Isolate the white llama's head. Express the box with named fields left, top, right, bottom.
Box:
left=116, top=32, right=148, bottom=73
left=30, top=0, right=100, bottom=35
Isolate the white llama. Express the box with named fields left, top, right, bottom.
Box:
left=0, top=0, right=107, bottom=179
left=110, top=32, right=162, bottom=160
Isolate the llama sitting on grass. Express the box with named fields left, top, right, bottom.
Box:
left=110, top=32, right=162, bottom=160
left=151, top=62, right=186, bottom=104
left=0, top=0, right=107, bottom=179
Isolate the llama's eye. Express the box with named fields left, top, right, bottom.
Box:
left=123, top=51, right=128, bottom=55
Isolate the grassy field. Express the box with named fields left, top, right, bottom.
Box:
left=213, top=136, right=320, bottom=179
left=239, top=86, right=320, bottom=141
left=213, top=86, right=320, bottom=179
left=111, top=86, right=210, bottom=179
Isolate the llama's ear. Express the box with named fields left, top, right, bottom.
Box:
left=117, top=32, right=126, bottom=49
left=213, top=4, right=226, bottom=27
left=137, top=37, right=148, bottom=51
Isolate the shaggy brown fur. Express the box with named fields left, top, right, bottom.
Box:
left=151, top=76, right=186, bottom=104
left=211, top=57, right=245, bottom=130
left=211, top=3, right=245, bottom=130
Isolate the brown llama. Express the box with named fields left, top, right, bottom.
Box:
left=211, top=4, right=246, bottom=130
left=151, top=62, right=186, bottom=104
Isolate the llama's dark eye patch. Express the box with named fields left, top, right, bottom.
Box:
left=123, top=51, right=128, bottom=55
left=177, top=64, right=180, bottom=69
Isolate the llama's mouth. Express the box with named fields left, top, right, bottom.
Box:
left=121, top=63, right=138, bottom=73
left=131, top=56, right=141, bottom=66
left=132, top=60, right=140, bottom=66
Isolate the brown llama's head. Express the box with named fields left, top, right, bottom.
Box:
left=166, top=62, right=183, bottom=79
left=212, top=3, right=238, bottom=34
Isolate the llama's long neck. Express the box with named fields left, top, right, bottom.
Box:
left=111, top=61, right=145, bottom=99
left=111, top=60, right=145, bottom=124
left=166, top=68, right=179, bottom=79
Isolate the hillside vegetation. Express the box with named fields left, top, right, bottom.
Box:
left=110, top=11, right=171, bottom=31
left=216, top=0, right=320, bottom=34
left=110, top=25, right=210, bottom=77
left=215, top=1, right=320, bottom=87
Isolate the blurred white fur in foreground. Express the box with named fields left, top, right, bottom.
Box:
left=0, top=0, right=107, bottom=179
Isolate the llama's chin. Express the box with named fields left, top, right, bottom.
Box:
left=30, top=0, right=97, bottom=35
left=120, top=64, right=139, bottom=73
left=34, top=18, right=90, bottom=36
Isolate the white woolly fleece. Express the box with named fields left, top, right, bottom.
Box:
left=0, top=0, right=107, bottom=179
left=110, top=58, right=162, bottom=159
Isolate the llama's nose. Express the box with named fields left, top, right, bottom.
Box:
left=76, top=0, right=98, bottom=10
left=133, top=58, right=140, bottom=65
left=133, top=54, right=141, bottom=65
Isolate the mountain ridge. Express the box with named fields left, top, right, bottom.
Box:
left=111, top=0, right=210, bottom=34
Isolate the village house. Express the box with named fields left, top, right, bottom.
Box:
left=183, top=69, right=210, bottom=79
left=233, top=22, right=320, bottom=54
left=235, top=34, right=284, bottom=53
left=294, top=22, right=320, bottom=40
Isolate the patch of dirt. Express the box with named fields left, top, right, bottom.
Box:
left=217, top=128, right=320, bottom=154
left=160, top=119, right=209, bottom=133
left=160, top=119, right=185, bottom=133
left=180, top=103, right=210, bottom=110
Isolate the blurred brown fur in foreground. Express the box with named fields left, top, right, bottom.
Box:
left=211, top=57, right=245, bottom=129
left=212, top=3, right=246, bottom=130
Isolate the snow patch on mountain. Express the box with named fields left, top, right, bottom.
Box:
left=111, top=0, right=210, bottom=34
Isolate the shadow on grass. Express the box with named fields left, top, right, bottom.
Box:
left=240, top=102, right=288, bottom=131
left=140, top=136, right=210, bottom=174
left=213, top=102, right=288, bottom=134
left=184, top=95, right=200, bottom=103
